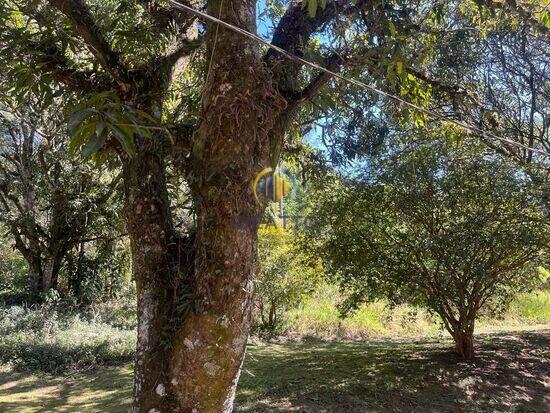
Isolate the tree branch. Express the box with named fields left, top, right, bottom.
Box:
left=285, top=52, right=347, bottom=109
left=266, top=0, right=357, bottom=61
left=159, top=35, right=204, bottom=72
left=48, top=0, right=130, bottom=90
left=29, top=39, right=107, bottom=92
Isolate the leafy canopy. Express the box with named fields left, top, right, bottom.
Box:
left=301, top=141, right=549, bottom=332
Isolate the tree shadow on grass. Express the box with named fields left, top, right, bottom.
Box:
left=0, top=330, right=547, bottom=412
left=236, top=330, right=550, bottom=412
left=0, top=366, right=132, bottom=413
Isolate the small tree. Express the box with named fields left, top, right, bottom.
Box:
left=256, top=226, right=319, bottom=334
left=304, top=143, right=549, bottom=360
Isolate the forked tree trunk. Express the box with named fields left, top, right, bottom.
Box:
left=28, top=260, right=43, bottom=302
left=451, top=317, right=475, bottom=361
left=453, top=329, right=474, bottom=361
left=125, top=0, right=287, bottom=410
left=439, top=309, right=476, bottom=362
left=124, top=139, right=272, bottom=412
left=41, top=255, right=62, bottom=293
left=26, top=253, right=62, bottom=302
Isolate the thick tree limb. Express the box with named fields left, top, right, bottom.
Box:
left=266, top=0, right=359, bottom=60
left=159, top=35, right=203, bottom=71
left=265, top=0, right=347, bottom=98
left=137, top=0, right=197, bottom=28
left=286, top=52, right=347, bottom=110
left=170, top=123, right=195, bottom=176
left=48, top=0, right=130, bottom=90
left=265, top=0, right=369, bottom=102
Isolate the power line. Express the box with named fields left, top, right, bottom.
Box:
left=167, top=0, right=548, bottom=157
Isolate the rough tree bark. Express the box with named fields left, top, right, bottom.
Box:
left=125, top=0, right=286, bottom=410
left=7, top=0, right=546, bottom=408
left=439, top=306, right=476, bottom=361
left=453, top=329, right=475, bottom=361
left=17, top=0, right=353, bottom=410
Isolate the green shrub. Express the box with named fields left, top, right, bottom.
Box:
left=254, top=226, right=320, bottom=335
left=285, top=284, right=440, bottom=339
left=0, top=235, right=28, bottom=302
left=0, top=305, right=135, bottom=373
left=92, top=289, right=137, bottom=330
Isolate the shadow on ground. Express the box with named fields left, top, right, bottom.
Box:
left=0, top=330, right=548, bottom=412
left=0, top=366, right=132, bottom=413
left=237, top=330, right=549, bottom=412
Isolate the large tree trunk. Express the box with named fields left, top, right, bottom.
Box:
left=41, top=254, right=62, bottom=293
left=438, top=308, right=476, bottom=362
left=27, top=258, right=43, bottom=303
left=124, top=135, right=266, bottom=412
left=126, top=1, right=285, bottom=411
left=451, top=320, right=475, bottom=361
left=25, top=252, right=62, bottom=302
left=167, top=0, right=284, bottom=408
left=123, top=137, right=178, bottom=412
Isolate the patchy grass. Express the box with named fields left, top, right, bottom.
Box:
left=0, top=365, right=133, bottom=413
left=1, top=329, right=548, bottom=412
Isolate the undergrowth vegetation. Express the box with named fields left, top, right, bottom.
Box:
left=285, top=285, right=550, bottom=339
left=0, top=300, right=135, bottom=374
left=1, top=285, right=547, bottom=374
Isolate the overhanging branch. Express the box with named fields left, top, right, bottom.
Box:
left=48, top=0, right=130, bottom=90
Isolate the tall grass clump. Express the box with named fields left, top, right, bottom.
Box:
left=504, top=290, right=550, bottom=323
left=285, top=284, right=440, bottom=339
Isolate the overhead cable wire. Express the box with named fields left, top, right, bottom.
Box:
left=167, top=0, right=548, bottom=157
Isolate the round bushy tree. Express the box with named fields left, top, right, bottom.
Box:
left=303, top=143, right=549, bottom=360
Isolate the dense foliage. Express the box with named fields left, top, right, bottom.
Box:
left=0, top=0, right=548, bottom=409
left=0, top=101, right=125, bottom=302
left=255, top=226, right=320, bottom=333
left=302, top=142, right=549, bottom=359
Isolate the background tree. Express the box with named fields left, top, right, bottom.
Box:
left=255, top=226, right=319, bottom=334
left=0, top=101, right=121, bottom=301
left=1, top=0, right=547, bottom=410
left=302, top=141, right=549, bottom=360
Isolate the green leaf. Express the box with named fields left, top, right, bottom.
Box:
left=110, top=124, right=136, bottom=157
left=133, top=109, right=156, bottom=123
left=68, top=108, right=97, bottom=135
left=81, top=132, right=107, bottom=158
left=396, top=61, right=404, bottom=75
left=307, top=0, right=318, bottom=18
left=387, top=21, right=397, bottom=37
left=95, top=121, right=106, bottom=138
left=69, top=120, right=96, bottom=154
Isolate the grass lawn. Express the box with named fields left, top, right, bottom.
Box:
left=0, top=329, right=548, bottom=412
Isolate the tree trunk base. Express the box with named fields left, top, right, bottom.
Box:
left=454, top=332, right=474, bottom=361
